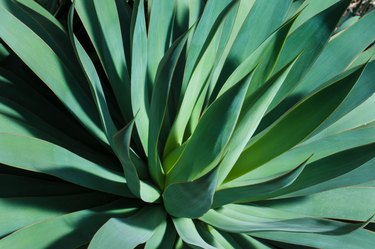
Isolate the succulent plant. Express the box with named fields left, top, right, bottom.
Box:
left=0, top=0, right=374, bottom=248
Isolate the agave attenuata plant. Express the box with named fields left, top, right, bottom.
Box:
left=0, top=0, right=374, bottom=248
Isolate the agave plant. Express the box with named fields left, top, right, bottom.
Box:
left=0, top=0, right=375, bottom=248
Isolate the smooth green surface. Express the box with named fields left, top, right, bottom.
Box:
left=1, top=0, right=374, bottom=248
left=89, top=206, right=165, bottom=249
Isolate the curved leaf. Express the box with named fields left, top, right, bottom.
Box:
left=148, top=29, right=191, bottom=188
left=0, top=133, right=131, bottom=196
left=172, top=218, right=216, bottom=249
left=89, top=206, right=166, bottom=249
left=113, top=121, right=160, bottom=203
left=167, top=72, right=251, bottom=184
left=163, top=169, right=218, bottom=218
left=227, top=64, right=364, bottom=181
left=0, top=199, right=139, bottom=249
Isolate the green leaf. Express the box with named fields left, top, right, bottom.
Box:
left=0, top=97, right=118, bottom=169
left=311, top=60, right=375, bottom=136
left=173, top=0, right=203, bottom=44
left=208, top=0, right=255, bottom=97
left=216, top=56, right=298, bottom=185
left=283, top=157, right=375, bottom=199
left=200, top=204, right=369, bottom=234
left=259, top=186, right=375, bottom=221
left=164, top=0, right=238, bottom=155
left=214, top=13, right=298, bottom=99
left=147, top=0, right=174, bottom=86
left=0, top=0, right=106, bottom=144
left=165, top=26, right=222, bottom=155
left=74, top=0, right=132, bottom=122
left=172, top=218, right=216, bottom=249
left=245, top=121, right=375, bottom=183
left=0, top=69, right=103, bottom=151
left=179, top=0, right=234, bottom=96
left=145, top=219, right=176, bottom=249
left=148, top=30, right=191, bottom=187
left=269, top=0, right=351, bottom=109
left=131, top=0, right=149, bottom=154
left=0, top=199, right=139, bottom=249
left=167, top=73, right=252, bottom=184
left=213, top=158, right=309, bottom=208
left=10, top=0, right=87, bottom=86
left=293, top=9, right=375, bottom=97
left=0, top=133, right=132, bottom=196
left=227, top=65, right=364, bottom=181
left=230, top=234, right=274, bottom=249
left=67, top=5, right=117, bottom=142
left=251, top=229, right=375, bottom=249
left=349, top=45, right=375, bottom=68
left=272, top=143, right=375, bottom=198
left=0, top=192, right=115, bottom=237
left=210, top=0, right=292, bottom=99
left=115, top=0, right=132, bottom=68
left=89, top=206, right=166, bottom=249
left=163, top=168, right=218, bottom=218
left=113, top=121, right=160, bottom=203
left=0, top=42, right=9, bottom=61
left=288, top=0, right=340, bottom=31
left=196, top=224, right=243, bottom=249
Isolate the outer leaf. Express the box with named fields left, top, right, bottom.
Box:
left=89, top=206, right=166, bottom=249
left=0, top=174, right=87, bottom=197
left=269, top=0, right=350, bottom=109
left=0, top=133, right=131, bottom=196
left=215, top=13, right=298, bottom=98
left=211, top=0, right=291, bottom=99
left=259, top=186, right=375, bottom=221
left=311, top=60, right=375, bottom=136
left=0, top=68, right=103, bottom=152
left=0, top=1, right=106, bottom=144
left=227, top=65, right=364, bottom=181
left=288, top=0, right=340, bottom=31
left=245, top=121, right=375, bottom=182
left=8, top=0, right=87, bottom=87
left=272, top=143, right=375, bottom=198
left=67, top=5, right=117, bottom=142
left=74, top=0, right=132, bottom=121
left=251, top=229, right=375, bottom=249
left=0, top=192, right=115, bottom=237
left=0, top=200, right=139, bottom=249
left=200, top=204, right=369, bottom=234
left=294, top=9, right=375, bottom=96
left=0, top=96, right=111, bottom=164
left=213, top=158, right=308, bottom=208
left=281, top=157, right=375, bottom=199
